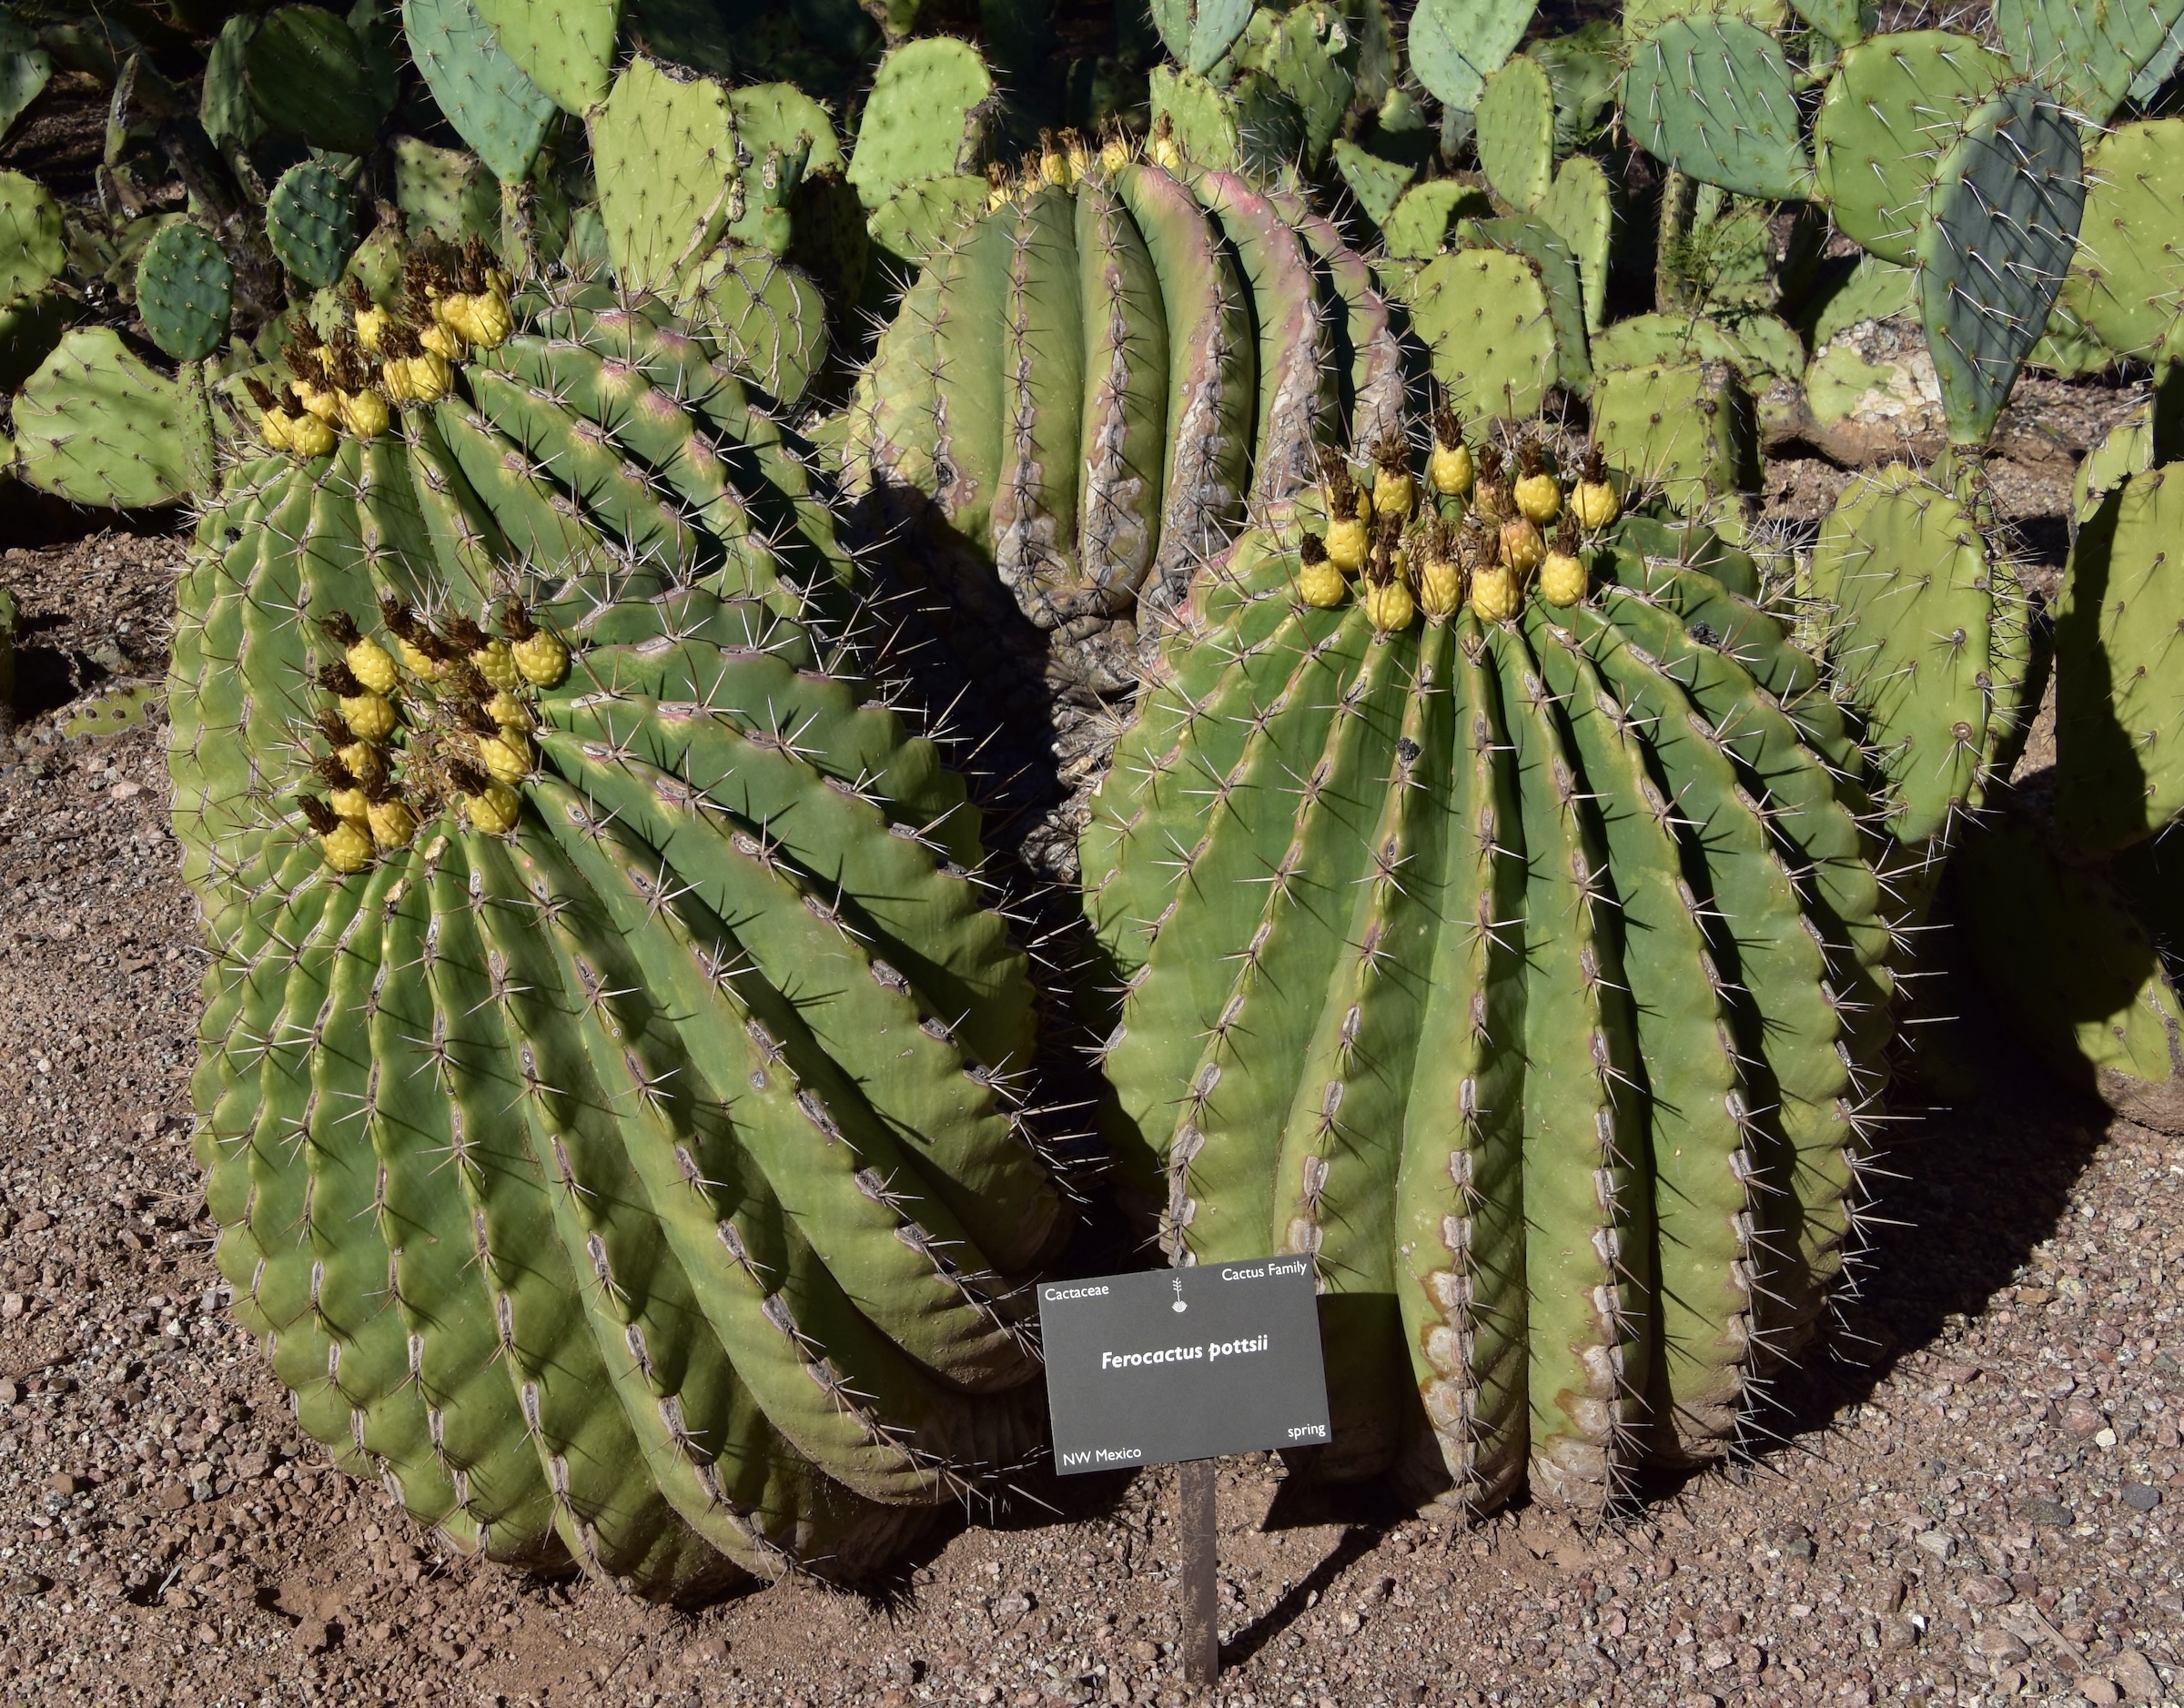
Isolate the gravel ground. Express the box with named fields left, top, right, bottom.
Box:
left=2, top=520, right=2180, bottom=1708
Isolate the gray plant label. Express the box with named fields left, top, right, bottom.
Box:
left=1038, top=1258, right=1331, bottom=1473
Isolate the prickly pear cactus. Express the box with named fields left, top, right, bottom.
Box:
left=1081, top=425, right=1892, bottom=1512
left=1807, top=463, right=2042, bottom=857
left=169, top=260, right=1069, bottom=1596
left=843, top=146, right=1406, bottom=640
left=2054, top=461, right=2184, bottom=855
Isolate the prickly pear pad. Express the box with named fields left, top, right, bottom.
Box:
left=169, top=273, right=1067, bottom=1597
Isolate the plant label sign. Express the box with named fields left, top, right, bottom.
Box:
left=1038, top=1258, right=1331, bottom=1472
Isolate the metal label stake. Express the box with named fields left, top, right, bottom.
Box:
left=1179, top=1456, right=1219, bottom=1683
left=1035, top=1258, right=1332, bottom=1691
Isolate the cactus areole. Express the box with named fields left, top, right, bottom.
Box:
left=1082, top=446, right=1895, bottom=1514
left=168, top=268, right=1068, bottom=1596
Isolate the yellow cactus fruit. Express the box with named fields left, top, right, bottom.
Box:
left=986, top=162, right=1011, bottom=210
left=511, top=628, right=569, bottom=688
left=288, top=411, right=338, bottom=458
left=1429, top=402, right=1474, bottom=498
left=382, top=350, right=454, bottom=404
left=302, top=797, right=374, bottom=874
left=339, top=689, right=396, bottom=741
left=294, top=380, right=341, bottom=424
left=323, top=820, right=374, bottom=873
left=258, top=407, right=296, bottom=451
left=337, top=388, right=390, bottom=440
left=1420, top=556, right=1463, bottom=617
left=487, top=688, right=534, bottom=731
left=329, top=783, right=369, bottom=823
left=1570, top=446, right=1620, bottom=531
left=1324, top=515, right=1368, bottom=575
left=1038, top=129, right=1072, bottom=186
left=366, top=793, right=420, bottom=851
left=1361, top=577, right=1415, bottom=632
left=1513, top=473, right=1561, bottom=524
left=461, top=777, right=521, bottom=835
left=1539, top=520, right=1587, bottom=607
left=1066, top=131, right=1093, bottom=182
left=1512, top=440, right=1562, bottom=525
left=1370, top=434, right=1416, bottom=523
left=468, top=637, right=520, bottom=692
left=354, top=303, right=389, bottom=351
left=1501, top=515, right=1545, bottom=575
left=468, top=288, right=512, bottom=348
left=1413, top=518, right=1462, bottom=618
left=419, top=319, right=462, bottom=361
left=1319, top=447, right=1370, bottom=573
left=318, top=611, right=399, bottom=695
left=349, top=636, right=397, bottom=693
left=477, top=731, right=533, bottom=783
left=1471, top=563, right=1521, bottom=623
left=381, top=599, right=450, bottom=681
left=1539, top=548, right=1588, bottom=608
left=1100, top=133, right=1131, bottom=173
left=1149, top=115, right=1183, bottom=172
left=338, top=740, right=378, bottom=777
left=1296, top=533, right=1347, bottom=608
left=1373, top=465, right=1416, bottom=523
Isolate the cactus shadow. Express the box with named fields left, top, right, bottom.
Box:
left=846, top=485, right=1070, bottom=845
left=9, top=615, right=116, bottom=723
left=1663, top=947, right=2112, bottom=1497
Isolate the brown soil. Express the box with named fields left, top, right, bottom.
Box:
left=3, top=520, right=2180, bottom=1708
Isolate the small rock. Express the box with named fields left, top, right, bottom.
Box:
left=1914, top=1530, right=1955, bottom=1562
left=45, top=1471, right=79, bottom=1497
left=2077, top=1678, right=2121, bottom=1705
left=2111, top=1651, right=2164, bottom=1702
left=2019, top=1498, right=2073, bottom=1528
left=1972, top=1627, right=2030, bottom=1665
left=2119, top=1483, right=2160, bottom=1512
left=2063, top=1400, right=2108, bottom=1440
left=1, top=1295, right=23, bottom=1321
left=155, top=1481, right=191, bottom=1511
left=16, top=1210, right=51, bottom=1234
left=1702, top=1644, right=1735, bottom=1673
left=1963, top=1574, right=2016, bottom=1607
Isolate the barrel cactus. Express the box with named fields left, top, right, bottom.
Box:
left=1081, top=428, right=1895, bottom=1512
left=168, top=254, right=1068, bottom=1595
left=840, top=144, right=1407, bottom=681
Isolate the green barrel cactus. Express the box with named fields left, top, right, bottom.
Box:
left=168, top=260, right=1069, bottom=1595
left=842, top=148, right=1407, bottom=633
left=1080, top=438, right=1894, bottom=1513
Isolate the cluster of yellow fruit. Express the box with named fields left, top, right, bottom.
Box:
left=986, top=125, right=1142, bottom=206
left=249, top=239, right=513, bottom=459
left=1297, top=409, right=1622, bottom=632
left=297, top=599, right=570, bottom=874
